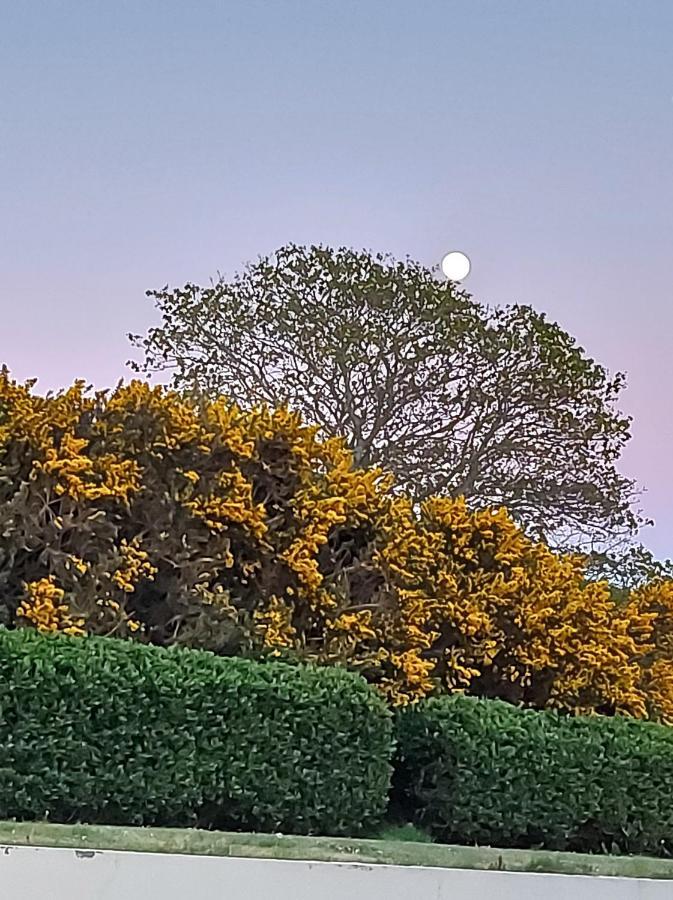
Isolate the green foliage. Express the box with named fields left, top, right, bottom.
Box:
left=0, top=628, right=393, bottom=835
left=393, top=695, right=673, bottom=856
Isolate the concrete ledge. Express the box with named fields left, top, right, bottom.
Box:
left=4, top=844, right=673, bottom=900
left=1, top=821, right=673, bottom=880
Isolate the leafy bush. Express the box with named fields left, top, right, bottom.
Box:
left=393, top=695, right=673, bottom=855
left=0, top=628, right=393, bottom=835
left=1, top=369, right=672, bottom=717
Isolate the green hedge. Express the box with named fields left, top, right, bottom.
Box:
left=0, top=629, right=393, bottom=835
left=394, top=695, right=673, bottom=856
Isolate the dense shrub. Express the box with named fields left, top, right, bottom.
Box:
left=394, top=695, right=673, bottom=856
left=0, top=628, right=393, bottom=834
left=1, top=369, right=672, bottom=717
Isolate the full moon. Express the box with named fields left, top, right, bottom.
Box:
left=441, top=250, right=471, bottom=281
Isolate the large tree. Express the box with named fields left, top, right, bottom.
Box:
left=129, top=244, right=641, bottom=548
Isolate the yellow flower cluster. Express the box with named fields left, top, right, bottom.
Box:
left=38, top=434, right=140, bottom=503
left=103, top=381, right=202, bottom=449
left=16, top=577, right=85, bottom=637
left=112, top=539, right=158, bottom=592
left=186, top=468, right=267, bottom=539
left=253, top=595, right=296, bottom=653
left=0, top=372, right=90, bottom=450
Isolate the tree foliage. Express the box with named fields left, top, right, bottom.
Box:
left=130, top=244, right=640, bottom=549
left=585, top=542, right=673, bottom=600
left=1, top=369, right=671, bottom=719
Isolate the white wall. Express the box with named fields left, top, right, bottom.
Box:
left=0, top=845, right=670, bottom=900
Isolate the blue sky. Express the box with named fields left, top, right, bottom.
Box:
left=1, top=0, right=672, bottom=555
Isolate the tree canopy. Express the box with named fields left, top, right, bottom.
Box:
left=130, top=244, right=640, bottom=549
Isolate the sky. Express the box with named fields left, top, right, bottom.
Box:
left=1, top=0, right=672, bottom=557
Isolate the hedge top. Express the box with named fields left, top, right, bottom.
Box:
left=394, top=694, right=673, bottom=857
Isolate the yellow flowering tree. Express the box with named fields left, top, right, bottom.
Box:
left=0, top=370, right=395, bottom=662
left=619, top=579, right=673, bottom=722
left=1, top=367, right=672, bottom=720
left=374, top=497, right=658, bottom=715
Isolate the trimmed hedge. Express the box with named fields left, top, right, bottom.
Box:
left=394, top=695, right=673, bottom=856
left=0, top=629, right=393, bottom=835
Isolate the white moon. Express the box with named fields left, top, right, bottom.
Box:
left=441, top=250, right=471, bottom=281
